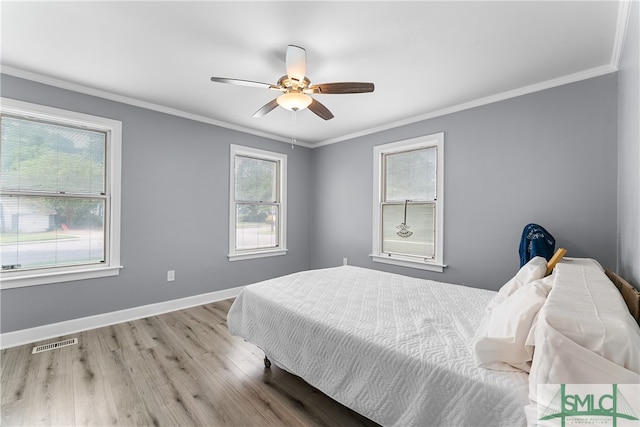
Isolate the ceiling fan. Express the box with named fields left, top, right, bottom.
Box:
left=210, top=45, right=374, bottom=120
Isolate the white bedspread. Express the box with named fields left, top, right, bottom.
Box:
left=227, top=265, right=530, bottom=427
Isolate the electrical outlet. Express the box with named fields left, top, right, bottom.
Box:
left=167, top=270, right=175, bottom=282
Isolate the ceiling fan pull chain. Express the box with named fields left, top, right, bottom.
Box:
left=291, top=110, right=297, bottom=150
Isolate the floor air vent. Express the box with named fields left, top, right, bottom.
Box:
left=32, top=338, right=78, bottom=354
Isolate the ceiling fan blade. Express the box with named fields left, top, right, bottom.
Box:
left=210, top=77, right=273, bottom=89
left=253, top=98, right=279, bottom=118
left=286, top=45, right=306, bottom=84
left=308, top=98, right=334, bottom=120
left=308, top=82, right=375, bottom=94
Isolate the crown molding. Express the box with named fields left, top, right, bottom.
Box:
left=1, top=59, right=619, bottom=150
left=0, top=65, right=314, bottom=149
left=314, top=64, right=617, bottom=148
left=611, top=0, right=632, bottom=70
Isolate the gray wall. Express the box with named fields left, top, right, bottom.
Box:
left=0, top=74, right=313, bottom=333
left=311, top=74, right=619, bottom=290
left=0, top=68, right=626, bottom=333
left=618, top=1, right=640, bottom=288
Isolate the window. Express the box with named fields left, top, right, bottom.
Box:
left=371, top=133, right=445, bottom=271
left=0, top=98, right=122, bottom=288
left=228, top=144, right=287, bottom=261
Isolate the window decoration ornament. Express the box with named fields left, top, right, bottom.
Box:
left=396, top=200, right=414, bottom=238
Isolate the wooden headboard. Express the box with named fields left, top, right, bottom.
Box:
left=604, top=268, right=640, bottom=326
left=545, top=248, right=567, bottom=276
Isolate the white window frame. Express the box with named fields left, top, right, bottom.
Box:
left=228, top=144, right=287, bottom=261
left=370, top=132, right=445, bottom=272
left=0, top=98, right=122, bottom=289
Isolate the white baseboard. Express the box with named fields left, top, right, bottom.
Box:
left=0, top=286, right=244, bottom=350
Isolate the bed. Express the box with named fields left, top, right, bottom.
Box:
left=227, top=258, right=640, bottom=427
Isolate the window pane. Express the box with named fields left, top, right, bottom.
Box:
left=385, top=147, right=436, bottom=201
left=1, top=195, right=105, bottom=270
left=0, top=116, right=106, bottom=194
left=382, top=203, right=435, bottom=258
left=235, top=156, right=277, bottom=202
left=235, top=203, right=279, bottom=250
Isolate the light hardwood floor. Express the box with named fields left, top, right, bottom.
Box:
left=1, top=299, right=379, bottom=426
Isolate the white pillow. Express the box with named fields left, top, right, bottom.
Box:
left=486, top=256, right=548, bottom=312
left=472, top=275, right=553, bottom=372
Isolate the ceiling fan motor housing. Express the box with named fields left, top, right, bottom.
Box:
left=275, top=75, right=311, bottom=92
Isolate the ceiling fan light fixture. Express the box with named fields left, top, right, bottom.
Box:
left=277, top=92, right=312, bottom=111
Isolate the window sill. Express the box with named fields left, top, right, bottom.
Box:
left=228, top=249, right=288, bottom=262
left=0, top=265, right=123, bottom=289
left=369, top=254, right=446, bottom=272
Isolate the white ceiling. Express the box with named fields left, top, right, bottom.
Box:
left=0, top=1, right=629, bottom=147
